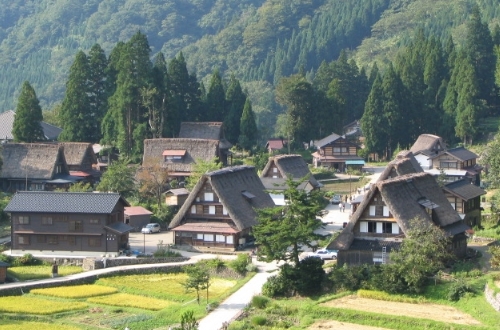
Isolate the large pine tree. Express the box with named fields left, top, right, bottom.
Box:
left=59, top=51, right=91, bottom=142
left=88, top=43, right=109, bottom=142
left=238, top=98, right=258, bottom=151
left=206, top=69, right=226, bottom=122
left=224, top=75, right=246, bottom=144
left=12, top=81, right=45, bottom=142
left=361, top=75, right=387, bottom=159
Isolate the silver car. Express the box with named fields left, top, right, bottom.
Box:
left=141, top=223, right=161, bottom=234
left=309, top=249, right=338, bottom=260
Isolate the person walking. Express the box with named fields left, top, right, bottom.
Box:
left=342, top=203, right=346, bottom=213
left=339, top=202, right=343, bottom=212
left=51, top=261, right=58, bottom=278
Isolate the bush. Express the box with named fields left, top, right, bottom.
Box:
left=251, top=315, right=267, bottom=326
left=251, top=295, right=270, bottom=309
left=329, top=264, right=373, bottom=292
left=13, top=253, right=39, bottom=266
left=447, top=278, right=474, bottom=301
left=262, top=274, right=291, bottom=298
left=294, top=256, right=325, bottom=296
left=0, top=254, right=13, bottom=263
left=229, top=254, right=250, bottom=274
left=202, top=257, right=226, bottom=270
left=245, top=263, right=258, bottom=272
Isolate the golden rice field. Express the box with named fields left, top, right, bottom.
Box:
left=87, top=292, right=175, bottom=310
left=7, top=265, right=83, bottom=281
left=0, top=321, right=81, bottom=330
left=0, top=296, right=87, bottom=315
left=31, top=284, right=118, bottom=298
left=96, top=273, right=236, bottom=301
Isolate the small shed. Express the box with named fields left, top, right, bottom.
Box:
left=124, top=206, right=153, bottom=231
left=164, top=188, right=189, bottom=207
left=0, top=261, right=10, bottom=283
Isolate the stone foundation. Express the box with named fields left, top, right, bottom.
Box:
left=83, top=256, right=189, bottom=271
left=484, top=283, right=500, bottom=311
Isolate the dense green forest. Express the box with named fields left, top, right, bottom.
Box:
left=2, top=0, right=500, bottom=155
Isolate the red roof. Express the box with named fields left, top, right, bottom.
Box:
left=162, top=149, right=186, bottom=156
left=69, top=171, right=91, bottom=177
left=172, top=222, right=239, bottom=234
left=124, top=206, right=153, bottom=216
left=267, top=139, right=286, bottom=150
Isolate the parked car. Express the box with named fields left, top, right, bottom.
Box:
left=308, top=249, right=338, bottom=260
left=141, top=223, right=161, bottom=234
left=330, top=195, right=341, bottom=204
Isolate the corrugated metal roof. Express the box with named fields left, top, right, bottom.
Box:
left=5, top=191, right=129, bottom=214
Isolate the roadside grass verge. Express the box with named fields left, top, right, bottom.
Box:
left=31, top=284, right=118, bottom=299
left=7, top=265, right=83, bottom=281
left=87, top=292, right=175, bottom=310
left=0, top=321, right=81, bottom=330
left=0, top=296, right=87, bottom=315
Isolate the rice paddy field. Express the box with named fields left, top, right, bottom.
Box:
left=0, top=272, right=251, bottom=329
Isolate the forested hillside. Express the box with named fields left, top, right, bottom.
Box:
left=1, top=0, right=500, bottom=155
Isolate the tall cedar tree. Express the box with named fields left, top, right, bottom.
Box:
left=224, top=75, right=246, bottom=144
left=149, top=52, right=168, bottom=139
left=361, top=75, right=387, bottom=158
left=465, top=5, right=496, bottom=105
left=59, top=51, right=91, bottom=142
left=206, top=69, right=226, bottom=121
left=238, top=98, right=258, bottom=150
left=253, top=177, right=324, bottom=265
left=167, top=53, right=189, bottom=135
left=88, top=44, right=109, bottom=142
left=275, top=74, right=315, bottom=147
left=12, top=81, right=45, bottom=142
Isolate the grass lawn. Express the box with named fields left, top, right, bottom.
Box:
left=0, top=268, right=255, bottom=330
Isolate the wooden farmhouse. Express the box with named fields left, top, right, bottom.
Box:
left=260, top=154, right=321, bottom=205
left=329, top=172, right=469, bottom=266
left=169, top=166, right=274, bottom=251
left=312, top=132, right=364, bottom=171
left=124, top=206, right=153, bottom=231
left=142, top=138, right=221, bottom=181
left=178, top=122, right=232, bottom=166
left=265, top=138, right=287, bottom=154
left=164, top=188, right=189, bottom=207
left=443, top=180, right=485, bottom=228
left=0, top=143, right=81, bottom=192
left=5, top=191, right=132, bottom=257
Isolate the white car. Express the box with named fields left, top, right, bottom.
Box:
left=141, top=223, right=161, bottom=234
left=309, top=249, right=338, bottom=260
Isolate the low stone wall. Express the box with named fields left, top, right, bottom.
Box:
left=484, top=283, right=500, bottom=311
left=83, top=256, right=189, bottom=271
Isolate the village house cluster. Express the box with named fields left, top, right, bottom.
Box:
left=0, top=118, right=485, bottom=265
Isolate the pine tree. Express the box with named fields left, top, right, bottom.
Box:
left=224, top=74, right=246, bottom=144
left=361, top=75, right=387, bottom=159
left=238, top=98, right=258, bottom=150
left=167, top=53, right=189, bottom=135
left=206, top=69, right=226, bottom=121
left=12, top=81, right=45, bottom=142
left=88, top=43, right=109, bottom=142
left=59, top=51, right=91, bottom=142
left=148, top=52, right=168, bottom=138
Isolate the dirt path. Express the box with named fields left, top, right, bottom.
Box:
left=309, top=320, right=389, bottom=330
left=321, top=296, right=480, bottom=326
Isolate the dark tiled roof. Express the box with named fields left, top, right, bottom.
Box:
left=349, top=239, right=402, bottom=252
left=5, top=191, right=129, bottom=214
left=444, top=179, right=485, bottom=200
left=40, top=122, right=62, bottom=140
left=442, top=222, right=470, bottom=236
left=445, top=147, right=478, bottom=161
left=0, top=110, right=61, bottom=141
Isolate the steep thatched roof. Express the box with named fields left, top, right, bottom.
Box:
left=0, top=110, right=62, bottom=141
left=59, top=142, right=97, bottom=167
left=329, top=172, right=463, bottom=250
left=143, top=138, right=220, bottom=172
left=410, top=134, right=445, bottom=155
left=178, top=122, right=232, bottom=149
left=0, top=143, right=68, bottom=179
left=261, top=154, right=320, bottom=188
left=170, top=165, right=275, bottom=231
left=377, top=150, right=423, bottom=182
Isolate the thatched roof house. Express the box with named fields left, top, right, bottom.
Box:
left=60, top=142, right=97, bottom=170
left=328, top=172, right=468, bottom=265
left=377, top=150, right=423, bottom=182
left=169, top=165, right=274, bottom=251
left=410, top=133, right=446, bottom=155
left=0, top=110, right=62, bottom=142
left=260, top=155, right=320, bottom=204
left=142, top=138, right=220, bottom=177
left=0, top=143, right=78, bottom=192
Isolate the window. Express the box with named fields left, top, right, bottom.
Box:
left=203, top=234, right=214, bottom=242
left=216, top=235, right=225, bottom=242
left=223, top=206, right=228, bottom=215
left=226, top=236, right=234, bottom=244
left=68, top=236, right=76, bottom=245
left=89, top=237, right=101, bottom=247
left=18, top=236, right=29, bottom=245
left=440, top=161, right=457, bottom=169
left=204, top=192, right=214, bottom=202
left=197, top=234, right=204, bottom=240
left=392, top=223, right=399, bottom=234
left=37, top=236, right=46, bottom=243
left=367, top=222, right=376, bottom=232
left=209, top=206, right=216, bottom=215
left=376, top=222, right=383, bottom=233
left=273, top=167, right=278, bottom=173
left=191, top=205, right=196, bottom=214
left=42, top=217, right=53, bottom=225
left=382, top=222, right=392, bottom=233
left=360, top=221, right=368, bottom=233
left=69, top=221, right=83, bottom=232
left=18, top=216, right=29, bottom=225
left=89, top=219, right=100, bottom=224
left=383, top=206, right=390, bottom=217
left=369, top=206, right=376, bottom=216
left=48, top=236, right=58, bottom=245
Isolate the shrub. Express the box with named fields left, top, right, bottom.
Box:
left=262, top=275, right=290, bottom=298
left=329, top=264, right=373, bottom=292
left=202, top=257, right=226, bottom=270
left=251, top=315, right=267, bottom=326
left=229, top=254, right=250, bottom=274
left=447, top=278, right=474, bottom=301
left=0, top=254, right=13, bottom=263
left=245, top=263, right=258, bottom=272
left=12, top=253, right=39, bottom=266
left=251, top=295, right=270, bottom=309
left=294, top=256, right=325, bottom=296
